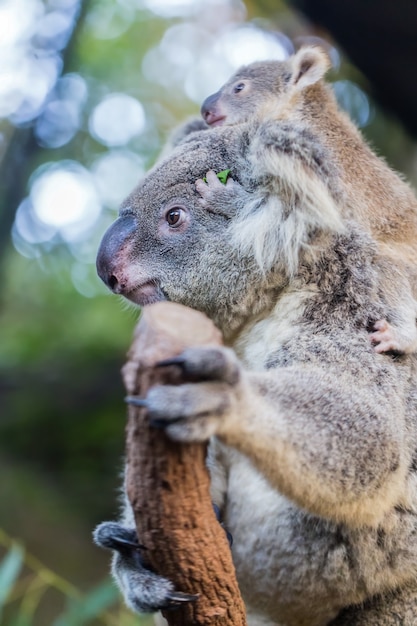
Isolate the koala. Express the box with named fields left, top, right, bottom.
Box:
left=200, top=46, right=417, bottom=356
left=94, top=121, right=417, bottom=626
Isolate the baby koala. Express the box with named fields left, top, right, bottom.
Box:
left=199, top=47, right=417, bottom=355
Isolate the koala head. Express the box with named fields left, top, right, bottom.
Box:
left=201, top=46, right=331, bottom=127
left=96, top=126, right=282, bottom=339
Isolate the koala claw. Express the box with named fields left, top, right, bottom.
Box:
left=149, top=416, right=184, bottom=430
left=124, top=348, right=242, bottom=441
left=155, top=356, right=187, bottom=368
left=156, top=347, right=240, bottom=385
left=212, top=503, right=233, bottom=547
left=94, top=521, right=188, bottom=614
left=125, top=396, right=149, bottom=408
left=93, top=521, right=143, bottom=553
left=164, top=591, right=200, bottom=608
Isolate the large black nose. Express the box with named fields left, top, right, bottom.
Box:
left=96, top=214, right=137, bottom=293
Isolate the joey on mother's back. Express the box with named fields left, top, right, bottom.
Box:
left=95, top=121, right=417, bottom=626
left=201, top=45, right=417, bottom=356
left=200, top=45, right=417, bottom=247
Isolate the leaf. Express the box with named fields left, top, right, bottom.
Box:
left=216, top=169, right=231, bottom=184
left=202, top=169, right=232, bottom=184
left=0, top=544, right=24, bottom=613
left=202, top=169, right=231, bottom=184
left=53, top=579, right=119, bottom=626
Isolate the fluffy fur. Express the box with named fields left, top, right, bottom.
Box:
left=94, top=121, right=417, bottom=625
left=201, top=46, right=417, bottom=354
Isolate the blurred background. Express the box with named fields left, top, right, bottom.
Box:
left=1, top=0, right=417, bottom=624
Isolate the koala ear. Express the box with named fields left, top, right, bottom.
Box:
left=290, top=46, right=331, bottom=91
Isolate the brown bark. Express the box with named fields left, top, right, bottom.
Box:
left=122, top=301, right=247, bottom=626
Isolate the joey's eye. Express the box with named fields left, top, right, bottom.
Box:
left=233, top=82, right=245, bottom=94
left=166, top=207, right=185, bottom=227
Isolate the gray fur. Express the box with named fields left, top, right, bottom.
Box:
left=95, top=121, right=417, bottom=625
left=201, top=46, right=417, bottom=356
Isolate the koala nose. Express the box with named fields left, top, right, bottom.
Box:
left=201, top=92, right=220, bottom=122
left=96, top=213, right=137, bottom=293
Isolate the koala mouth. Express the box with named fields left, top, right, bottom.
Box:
left=125, top=281, right=166, bottom=307
left=206, top=114, right=226, bottom=127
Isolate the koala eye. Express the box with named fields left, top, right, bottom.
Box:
left=233, top=82, right=246, bottom=94
left=165, top=206, right=185, bottom=227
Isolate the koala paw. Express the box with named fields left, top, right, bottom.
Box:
left=93, top=521, right=198, bottom=613
left=370, top=319, right=406, bottom=354
left=126, top=346, right=242, bottom=442
left=195, top=170, right=248, bottom=217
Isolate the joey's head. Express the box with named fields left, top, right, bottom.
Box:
left=201, top=46, right=331, bottom=127
left=96, top=126, right=278, bottom=338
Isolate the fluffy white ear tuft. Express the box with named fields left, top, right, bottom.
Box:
left=291, top=46, right=331, bottom=91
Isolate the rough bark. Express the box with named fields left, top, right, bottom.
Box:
left=122, top=301, right=247, bottom=626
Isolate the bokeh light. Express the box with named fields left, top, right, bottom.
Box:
left=91, top=150, right=145, bottom=208
left=0, top=0, right=43, bottom=46
left=35, top=73, right=88, bottom=148
left=89, top=94, right=147, bottom=147
left=85, top=2, right=135, bottom=40
left=142, top=0, right=212, bottom=18
left=143, top=22, right=290, bottom=103
left=333, top=80, right=373, bottom=128
left=34, top=8, right=75, bottom=50
left=0, top=0, right=80, bottom=124
left=30, top=161, right=101, bottom=237
left=14, top=197, right=57, bottom=245
left=214, top=26, right=291, bottom=67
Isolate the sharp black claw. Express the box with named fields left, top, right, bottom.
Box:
left=111, top=536, right=145, bottom=550
left=213, top=502, right=221, bottom=521
left=149, top=418, right=168, bottom=429
left=155, top=357, right=186, bottom=368
left=211, top=503, right=233, bottom=546
left=93, top=524, right=146, bottom=553
left=125, top=396, right=148, bottom=407
left=150, top=415, right=185, bottom=429
left=165, top=591, right=200, bottom=607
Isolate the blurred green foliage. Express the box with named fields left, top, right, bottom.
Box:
left=0, top=529, right=152, bottom=625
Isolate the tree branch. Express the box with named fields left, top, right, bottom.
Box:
left=123, top=302, right=247, bottom=626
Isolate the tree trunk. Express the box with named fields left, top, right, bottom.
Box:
left=122, top=301, right=247, bottom=626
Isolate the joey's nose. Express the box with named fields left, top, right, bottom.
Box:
left=201, top=92, right=220, bottom=122
left=96, top=214, right=137, bottom=293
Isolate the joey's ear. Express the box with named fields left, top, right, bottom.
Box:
left=290, top=46, right=331, bottom=91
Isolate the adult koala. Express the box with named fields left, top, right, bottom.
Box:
left=94, top=121, right=417, bottom=626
